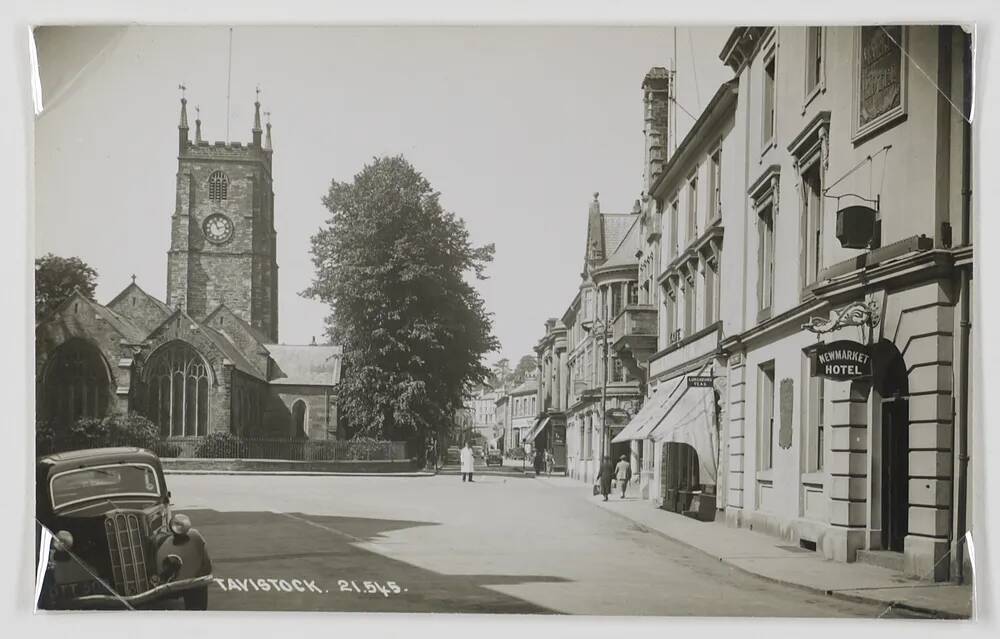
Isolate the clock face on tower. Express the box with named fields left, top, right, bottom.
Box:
left=203, top=214, right=234, bottom=244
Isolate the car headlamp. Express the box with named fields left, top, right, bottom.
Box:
left=54, top=530, right=74, bottom=551
left=169, top=513, right=191, bottom=536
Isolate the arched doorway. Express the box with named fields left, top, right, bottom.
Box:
left=292, top=400, right=307, bottom=439
left=873, top=339, right=909, bottom=552
left=41, top=338, right=112, bottom=427
left=145, top=341, right=212, bottom=438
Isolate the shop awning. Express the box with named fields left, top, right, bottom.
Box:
left=611, top=374, right=687, bottom=443
left=647, top=378, right=718, bottom=485
left=612, top=363, right=718, bottom=485
left=523, top=415, right=550, bottom=443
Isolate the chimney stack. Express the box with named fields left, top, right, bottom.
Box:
left=642, top=67, right=672, bottom=193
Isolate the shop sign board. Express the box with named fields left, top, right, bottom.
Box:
left=687, top=376, right=714, bottom=388
left=814, top=340, right=871, bottom=381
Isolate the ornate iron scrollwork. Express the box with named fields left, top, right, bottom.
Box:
left=802, top=300, right=880, bottom=334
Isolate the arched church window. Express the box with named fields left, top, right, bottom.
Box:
left=208, top=170, right=229, bottom=201
left=146, top=341, right=210, bottom=437
left=42, top=339, right=110, bottom=427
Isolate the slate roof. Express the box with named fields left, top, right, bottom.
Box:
left=199, top=323, right=267, bottom=380
left=597, top=214, right=641, bottom=270
left=205, top=303, right=271, bottom=347
left=266, top=344, right=343, bottom=386
left=61, top=293, right=147, bottom=343
left=601, top=214, right=638, bottom=259
left=509, top=377, right=538, bottom=396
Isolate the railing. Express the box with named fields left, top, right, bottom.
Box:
left=39, top=435, right=408, bottom=462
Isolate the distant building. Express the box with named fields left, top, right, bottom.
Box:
left=505, top=375, right=538, bottom=451
left=36, top=94, right=343, bottom=442
left=528, top=194, right=645, bottom=479
left=464, top=386, right=500, bottom=447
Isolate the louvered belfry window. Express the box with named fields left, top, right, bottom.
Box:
left=208, top=170, right=229, bottom=201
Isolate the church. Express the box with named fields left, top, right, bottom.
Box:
left=35, top=94, right=343, bottom=442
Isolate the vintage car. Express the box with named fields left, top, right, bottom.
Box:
left=485, top=449, right=503, bottom=466
left=36, top=447, right=213, bottom=610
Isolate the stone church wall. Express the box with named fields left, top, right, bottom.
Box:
left=267, top=387, right=337, bottom=440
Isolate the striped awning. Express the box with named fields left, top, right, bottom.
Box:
left=523, top=416, right=550, bottom=443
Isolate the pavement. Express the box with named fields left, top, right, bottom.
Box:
left=534, top=475, right=974, bottom=619
left=162, top=471, right=963, bottom=617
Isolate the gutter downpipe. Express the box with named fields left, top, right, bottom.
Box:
left=955, top=28, right=972, bottom=585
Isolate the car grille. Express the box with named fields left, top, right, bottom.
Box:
left=103, top=512, right=150, bottom=596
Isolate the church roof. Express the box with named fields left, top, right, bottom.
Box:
left=199, top=323, right=267, bottom=380
left=77, top=293, right=147, bottom=343
left=38, top=289, right=147, bottom=343
left=146, top=308, right=267, bottom=381
left=266, top=344, right=343, bottom=387
left=107, top=282, right=171, bottom=316
left=106, top=282, right=172, bottom=334
left=204, top=304, right=270, bottom=349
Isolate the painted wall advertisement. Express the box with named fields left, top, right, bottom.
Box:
left=858, top=25, right=903, bottom=127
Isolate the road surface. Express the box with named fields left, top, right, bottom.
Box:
left=167, top=472, right=923, bottom=617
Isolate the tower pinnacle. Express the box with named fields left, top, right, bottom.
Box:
left=194, top=105, right=202, bottom=143
left=252, top=86, right=263, bottom=147
left=264, top=111, right=272, bottom=151
left=177, top=84, right=189, bottom=152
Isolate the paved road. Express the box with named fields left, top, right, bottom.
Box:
left=167, top=473, right=921, bottom=617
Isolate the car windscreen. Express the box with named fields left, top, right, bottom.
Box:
left=50, top=464, right=161, bottom=510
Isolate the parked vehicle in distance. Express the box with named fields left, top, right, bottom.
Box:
left=446, top=447, right=461, bottom=464
left=472, top=445, right=485, bottom=461
left=486, top=449, right=503, bottom=466
left=36, top=447, right=213, bottom=610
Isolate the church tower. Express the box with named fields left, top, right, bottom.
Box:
left=167, top=91, right=279, bottom=341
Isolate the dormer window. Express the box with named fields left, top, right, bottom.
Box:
left=208, top=170, right=229, bottom=201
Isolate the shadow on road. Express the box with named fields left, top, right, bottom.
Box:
left=183, top=508, right=567, bottom=613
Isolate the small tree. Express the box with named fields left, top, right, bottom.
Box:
left=35, top=253, right=99, bottom=320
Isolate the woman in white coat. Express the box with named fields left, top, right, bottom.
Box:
left=460, top=443, right=475, bottom=482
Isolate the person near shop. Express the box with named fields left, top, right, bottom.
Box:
left=545, top=449, right=555, bottom=476
left=615, top=454, right=632, bottom=499
left=460, top=443, right=475, bottom=482
left=594, top=456, right=614, bottom=501
left=533, top=448, right=545, bottom=476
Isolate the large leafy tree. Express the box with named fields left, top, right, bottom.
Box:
left=35, top=253, right=98, bottom=321
left=305, top=156, right=499, bottom=459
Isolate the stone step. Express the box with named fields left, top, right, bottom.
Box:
left=856, top=549, right=905, bottom=572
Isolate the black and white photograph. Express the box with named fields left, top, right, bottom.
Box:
left=14, top=5, right=993, bottom=629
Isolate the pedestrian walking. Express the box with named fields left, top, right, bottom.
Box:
left=594, top=456, right=614, bottom=501
left=615, top=454, right=632, bottom=499
left=545, top=449, right=554, bottom=476
left=533, top=448, right=544, bottom=477
left=460, top=442, right=475, bottom=482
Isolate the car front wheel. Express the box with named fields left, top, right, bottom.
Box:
left=182, top=586, right=208, bottom=610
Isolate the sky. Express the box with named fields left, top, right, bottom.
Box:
left=33, top=25, right=732, bottom=363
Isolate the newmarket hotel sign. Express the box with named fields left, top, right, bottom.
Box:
left=814, top=340, right=872, bottom=382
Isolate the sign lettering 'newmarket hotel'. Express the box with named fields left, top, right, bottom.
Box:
left=814, top=341, right=871, bottom=381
